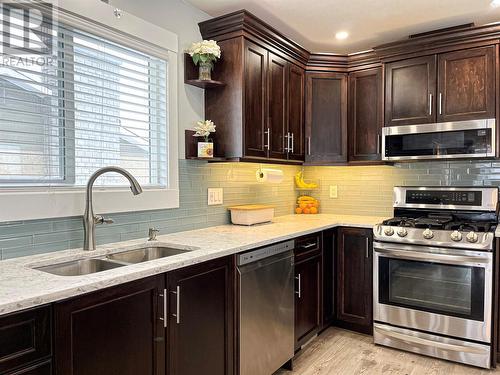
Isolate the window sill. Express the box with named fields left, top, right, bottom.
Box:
left=0, top=188, right=179, bottom=222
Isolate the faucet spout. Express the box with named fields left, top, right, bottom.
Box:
left=83, top=166, right=143, bottom=251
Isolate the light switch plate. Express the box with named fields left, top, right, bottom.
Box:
left=329, top=185, right=338, bottom=199
left=208, top=188, right=223, bottom=205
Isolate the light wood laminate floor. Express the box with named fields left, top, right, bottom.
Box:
left=275, top=328, right=500, bottom=375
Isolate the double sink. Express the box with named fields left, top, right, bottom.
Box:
left=34, top=245, right=197, bottom=277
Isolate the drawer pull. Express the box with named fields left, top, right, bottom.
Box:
left=300, top=242, right=317, bottom=250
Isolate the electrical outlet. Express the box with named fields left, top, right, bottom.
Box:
left=329, top=185, right=338, bottom=199
left=208, top=188, right=223, bottom=205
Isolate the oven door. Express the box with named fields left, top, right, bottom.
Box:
left=373, top=242, right=492, bottom=343
left=382, top=119, right=496, bottom=161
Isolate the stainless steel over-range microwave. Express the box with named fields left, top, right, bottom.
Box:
left=382, top=119, right=496, bottom=161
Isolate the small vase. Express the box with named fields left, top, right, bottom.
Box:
left=197, top=141, right=214, bottom=158
left=198, top=62, right=212, bottom=81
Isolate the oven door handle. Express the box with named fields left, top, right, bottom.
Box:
left=374, top=325, right=489, bottom=355
left=374, top=246, right=491, bottom=266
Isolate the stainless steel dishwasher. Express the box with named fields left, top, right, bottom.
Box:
left=237, top=240, right=295, bottom=375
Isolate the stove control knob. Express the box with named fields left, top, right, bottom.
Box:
left=450, top=230, right=462, bottom=242
left=422, top=228, right=434, bottom=239
left=384, top=227, right=395, bottom=236
left=397, top=227, right=408, bottom=237
left=466, top=231, right=478, bottom=243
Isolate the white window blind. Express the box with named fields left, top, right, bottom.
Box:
left=0, top=15, right=168, bottom=188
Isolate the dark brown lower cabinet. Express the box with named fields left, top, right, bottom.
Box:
left=54, top=276, right=165, bottom=375
left=167, top=257, right=234, bottom=375
left=0, top=305, right=52, bottom=375
left=335, top=227, right=373, bottom=334
left=294, top=233, right=322, bottom=350
left=322, top=229, right=335, bottom=329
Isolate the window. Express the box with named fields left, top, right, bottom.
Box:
left=0, top=19, right=168, bottom=188
left=0, top=1, right=179, bottom=222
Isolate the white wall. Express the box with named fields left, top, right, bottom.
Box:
left=110, top=0, right=211, bottom=158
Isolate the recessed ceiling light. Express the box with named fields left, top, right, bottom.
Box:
left=491, top=0, right=500, bottom=7
left=335, top=31, right=349, bottom=40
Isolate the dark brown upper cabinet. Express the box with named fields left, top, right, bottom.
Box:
left=437, top=46, right=496, bottom=122
left=167, top=257, right=234, bottom=375
left=287, top=64, right=306, bottom=161
left=54, top=276, right=165, bottom=375
left=204, top=37, right=304, bottom=164
left=244, top=40, right=269, bottom=159
left=305, top=72, right=348, bottom=164
left=268, top=52, right=289, bottom=160
left=348, top=68, right=383, bottom=163
left=384, top=55, right=437, bottom=126
left=336, top=227, right=373, bottom=335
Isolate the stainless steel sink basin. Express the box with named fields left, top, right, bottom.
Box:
left=106, top=246, right=191, bottom=264
left=34, top=258, right=124, bottom=276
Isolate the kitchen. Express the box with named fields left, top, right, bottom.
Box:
left=2, top=0, right=500, bottom=374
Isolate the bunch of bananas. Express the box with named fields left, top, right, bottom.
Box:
left=296, top=195, right=320, bottom=215
left=294, top=171, right=318, bottom=189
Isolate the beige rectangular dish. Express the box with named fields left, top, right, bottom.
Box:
left=228, top=204, right=275, bottom=226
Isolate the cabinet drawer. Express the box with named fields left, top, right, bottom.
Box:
left=295, top=233, right=322, bottom=260
left=0, top=306, right=52, bottom=374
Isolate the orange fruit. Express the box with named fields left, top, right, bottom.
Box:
left=303, top=208, right=311, bottom=214
left=299, top=202, right=307, bottom=209
left=310, top=207, right=318, bottom=214
left=307, top=203, right=313, bottom=208
left=295, top=207, right=303, bottom=214
left=312, top=201, right=319, bottom=208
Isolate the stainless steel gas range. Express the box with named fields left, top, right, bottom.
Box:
left=373, top=186, right=499, bottom=369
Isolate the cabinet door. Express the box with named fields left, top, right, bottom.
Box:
left=243, top=40, right=268, bottom=159
left=268, top=52, right=288, bottom=160
left=336, top=227, right=373, bottom=334
left=295, top=254, right=322, bottom=349
left=0, top=306, right=51, bottom=374
left=438, top=46, right=496, bottom=122
left=385, top=55, right=437, bottom=126
left=348, top=68, right=383, bottom=163
left=288, top=64, right=305, bottom=161
left=305, top=72, right=348, bottom=164
left=54, top=276, right=165, bottom=375
left=167, top=257, right=234, bottom=375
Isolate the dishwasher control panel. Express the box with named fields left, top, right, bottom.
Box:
left=237, top=240, right=294, bottom=266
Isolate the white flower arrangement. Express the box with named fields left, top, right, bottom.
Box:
left=193, top=120, right=216, bottom=142
left=187, top=40, right=221, bottom=69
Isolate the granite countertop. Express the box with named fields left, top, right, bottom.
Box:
left=0, top=214, right=387, bottom=316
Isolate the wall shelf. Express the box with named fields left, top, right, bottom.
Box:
left=184, top=53, right=225, bottom=89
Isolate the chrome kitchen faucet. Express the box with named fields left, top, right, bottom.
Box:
left=83, top=167, right=143, bottom=251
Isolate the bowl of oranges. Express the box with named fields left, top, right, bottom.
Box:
left=295, top=195, right=319, bottom=215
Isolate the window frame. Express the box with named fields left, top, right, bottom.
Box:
left=0, top=0, right=179, bottom=222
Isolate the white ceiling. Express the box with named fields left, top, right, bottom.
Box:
left=185, top=0, right=500, bottom=54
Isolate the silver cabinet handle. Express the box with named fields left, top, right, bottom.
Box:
left=300, top=242, right=317, bottom=250
left=295, top=274, right=301, bottom=298
left=439, top=93, right=443, bottom=115
left=171, top=286, right=180, bottom=324
left=291, top=132, right=294, bottom=154
left=264, top=127, right=270, bottom=150
left=285, top=132, right=291, bottom=152
left=307, top=136, right=311, bottom=156
left=376, top=133, right=381, bottom=154
left=366, top=238, right=370, bottom=258
left=428, top=93, right=433, bottom=116
left=159, top=289, right=167, bottom=328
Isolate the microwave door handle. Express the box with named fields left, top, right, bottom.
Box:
left=374, top=247, right=491, bottom=266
